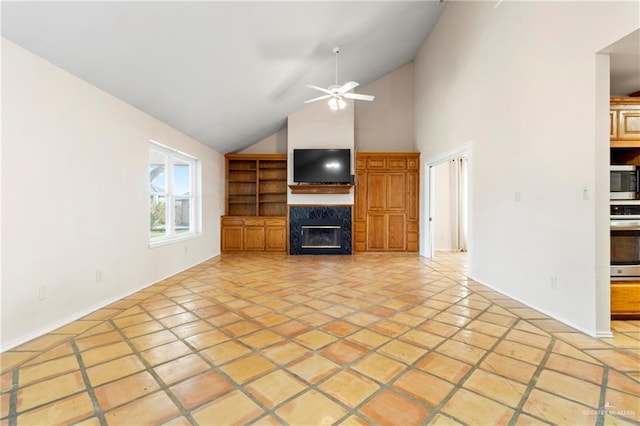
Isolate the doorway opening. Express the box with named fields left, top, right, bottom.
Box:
left=428, top=155, right=469, bottom=258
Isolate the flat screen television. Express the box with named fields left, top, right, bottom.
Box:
left=293, top=149, right=351, bottom=184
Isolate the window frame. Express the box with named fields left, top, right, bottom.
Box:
left=149, top=141, right=200, bottom=247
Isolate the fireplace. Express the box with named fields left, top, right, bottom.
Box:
left=290, top=206, right=352, bottom=255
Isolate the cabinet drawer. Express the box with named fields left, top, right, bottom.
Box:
left=264, top=218, right=286, bottom=226
left=221, top=217, right=244, bottom=226
left=244, top=218, right=265, bottom=226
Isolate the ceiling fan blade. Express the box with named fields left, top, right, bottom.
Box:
left=304, top=94, right=331, bottom=103
left=337, top=81, right=359, bottom=94
left=343, top=93, right=375, bottom=102
left=306, top=84, right=333, bottom=95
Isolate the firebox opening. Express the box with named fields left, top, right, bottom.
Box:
left=301, top=226, right=341, bottom=249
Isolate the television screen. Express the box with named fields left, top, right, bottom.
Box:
left=293, top=149, right=351, bottom=184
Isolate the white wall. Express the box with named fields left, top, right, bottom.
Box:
left=1, top=39, right=225, bottom=350
left=355, top=62, right=415, bottom=152
left=287, top=99, right=355, bottom=205
left=414, top=1, right=639, bottom=335
left=239, top=127, right=288, bottom=154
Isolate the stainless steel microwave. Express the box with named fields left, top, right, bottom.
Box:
left=610, top=165, right=639, bottom=200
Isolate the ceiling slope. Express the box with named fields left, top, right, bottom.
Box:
left=1, top=1, right=445, bottom=153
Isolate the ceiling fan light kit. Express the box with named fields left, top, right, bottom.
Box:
left=305, top=47, right=375, bottom=111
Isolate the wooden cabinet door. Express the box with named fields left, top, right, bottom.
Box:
left=265, top=226, right=286, bottom=251
left=610, top=110, right=618, bottom=140
left=618, top=110, right=640, bottom=140
left=367, top=173, right=386, bottom=211
left=386, top=173, right=406, bottom=211
left=366, top=213, right=406, bottom=251
left=244, top=227, right=265, bottom=251
left=387, top=213, right=406, bottom=250
left=221, top=226, right=243, bottom=251
left=366, top=213, right=386, bottom=250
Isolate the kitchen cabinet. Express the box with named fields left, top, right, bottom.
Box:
left=610, top=97, right=640, bottom=148
left=610, top=97, right=640, bottom=318
left=611, top=281, right=640, bottom=319
left=222, top=154, right=287, bottom=252
left=354, top=152, right=419, bottom=252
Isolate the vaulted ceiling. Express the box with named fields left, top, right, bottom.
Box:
left=3, top=2, right=638, bottom=154
left=1, top=1, right=445, bottom=153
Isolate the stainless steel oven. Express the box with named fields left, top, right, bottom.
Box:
left=611, top=200, right=640, bottom=279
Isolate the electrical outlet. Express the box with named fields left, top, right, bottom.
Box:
left=515, top=192, right=521, bottom=202
left=550, top=276, right=558, bottom=290
left=583, top=186, right=590, bottom=200
left=38, top=285, right=47, bottom=301
left=184, top=245, right=188, bottom=254
left=96, top=269, right=103, bottom=283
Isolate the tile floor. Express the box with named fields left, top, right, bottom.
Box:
left=1, top=252, right=639, bottom=425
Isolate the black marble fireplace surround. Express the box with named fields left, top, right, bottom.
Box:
left=289, top=206, right=352, bottom=255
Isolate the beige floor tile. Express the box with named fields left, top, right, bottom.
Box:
left=18, top=354, right=79, bottom=387
left=5, top=252, right=640, bottom=426
left=200, top=340, right=251, bottom=365
left=94, top=371, right=159, bottom=411
left=494, top=340, right=546, bottom=365
left=153, top=353, right=210, bottom=386
left=378, top=340, right=426, bottom=364
left=437, top=340, right=487, bottom=365
left=544, top=353, right=604, bottom=385
left=184, top=329, right=230, bottom=350
left=221, top=354, right=276, bottom=384
left=294, top=329, right=338, bottom=350
left=74, top=331, right=123, bottom=352
left=393, top=369, right=454, bottom=406
left=17, top=371, right=86, bottom=412
left=86, top=354, right=145, bottom=387
left=276, top=390, right=348, bottom=426
left=16, top=392, right=94, bottom=425
left=400, top=329, right=445, bottom=349
left=347, top=329, right=391, bottom=349
left=360, top=389, right=431, bottom=426
left=352, top=353, right=406, bottom=383
left=192, top=389, right=264, bottom=425
left=604, top=388, right=640, bottom=422
left=585, top=349, right=640, bottom=371
left=319, top=370, right=379, bottom=407
left=443, top=388, right=514, bottom=425
left=169, top=370, right=234, bottom=409
left=523, top=388, right=592, bottom=425
left=130, top=329, right=177, bottom=351
left=416, top=352, right=471, bottom=383
left=104, top=391, right=180, bottom=425
left=481, top=353, right=537, bottom=384
left=246, top=369, right=307, bottom=408
left=287, top=354, right=341, bottom=384
left=451, top=329, right=497, bottom=350
left=463, top=368, right=527, bottom=407
left=119, top=320, right=164, bottom=339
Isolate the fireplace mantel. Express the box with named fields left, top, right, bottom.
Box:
left=288, top=184, right=353, bottom=195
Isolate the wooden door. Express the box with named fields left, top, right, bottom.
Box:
left=387, top=213, right=406, bottom=250
left=366, top=213, right=386, bottom=250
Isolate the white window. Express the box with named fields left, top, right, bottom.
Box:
left=149, top=141, right=200, bottom=245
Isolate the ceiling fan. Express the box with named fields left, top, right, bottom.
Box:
left=304, top=47, right=375, bottom=110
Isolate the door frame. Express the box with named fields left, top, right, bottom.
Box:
left=421, top=143, right=472, bottom=261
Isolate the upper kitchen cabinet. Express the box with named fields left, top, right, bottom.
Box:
left=611, top=97, right=640, bottom=147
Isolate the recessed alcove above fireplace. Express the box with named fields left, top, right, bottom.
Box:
left=289, top=206, right=352, bottom=255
